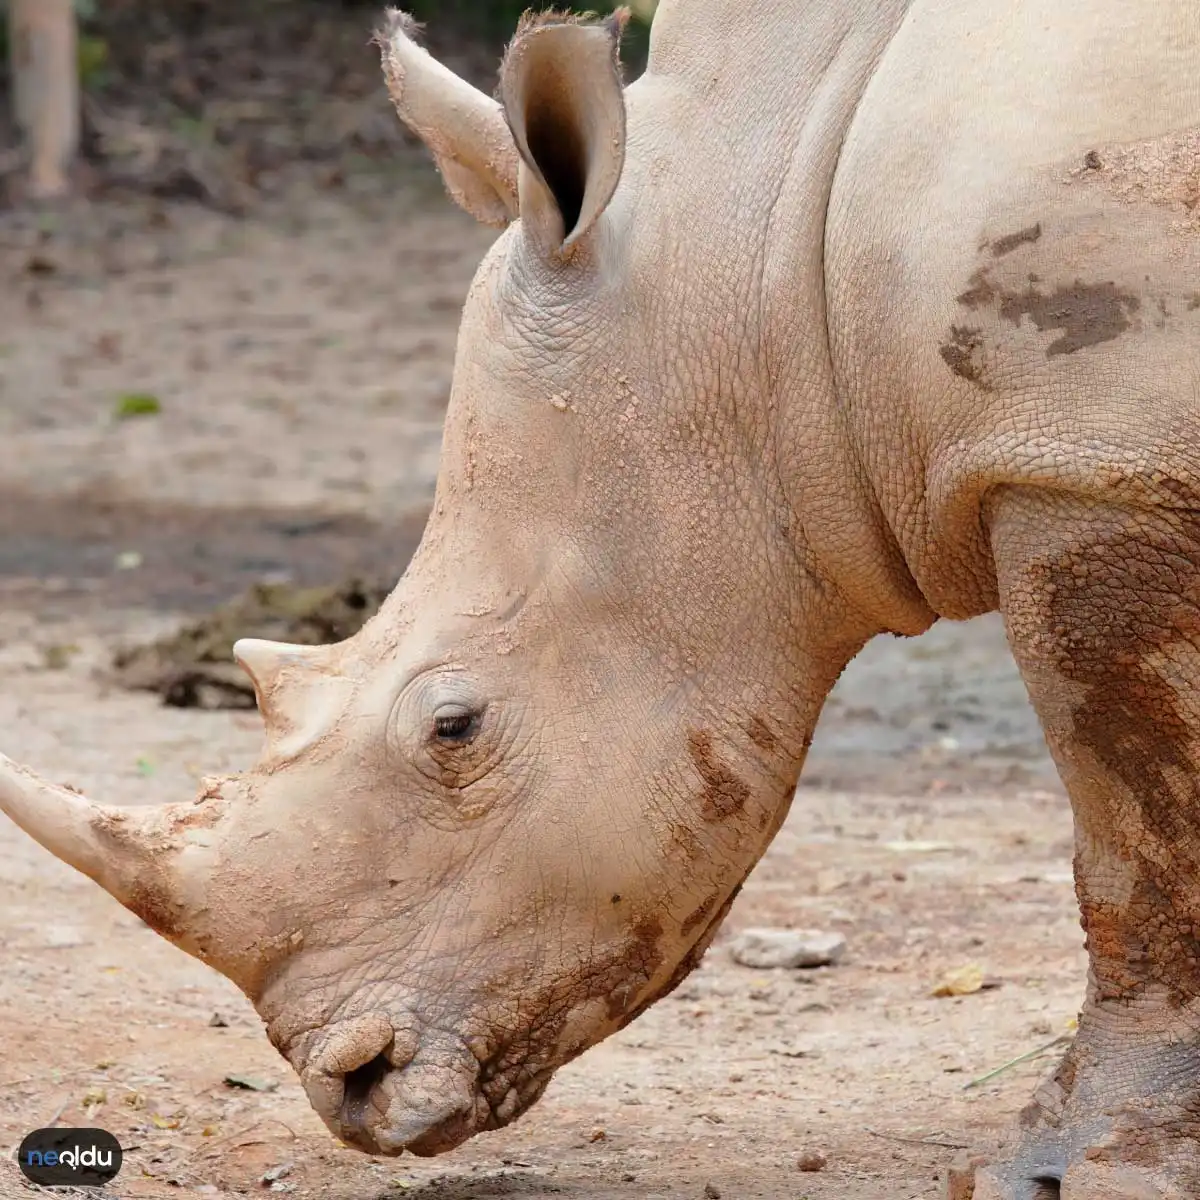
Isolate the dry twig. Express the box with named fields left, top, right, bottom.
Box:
left=863, top=1126, right=970, bottom=1151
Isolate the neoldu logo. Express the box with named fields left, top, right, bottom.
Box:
left=17, top=1127, right=123, bottom=1187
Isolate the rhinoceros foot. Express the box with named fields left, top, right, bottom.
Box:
left=948, top=1026, right=1200, bottom=1200
left=966, top=1161, right=1179, bottom=1200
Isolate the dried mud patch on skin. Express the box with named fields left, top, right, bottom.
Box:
left=123, top=875, right=187, bottom=942
left=954, top=266, right=1141, bottom=358
left=990, top=223, right=1043, bottom=258
left=1067, top=128, right=1200, bottom=231
left=604, top=918, right=668, bottom=1024
left=613, top=885, right=743, bottom=1030
left=473, top=918, right=672, bottom=1122
left=110, top=577, right=392, bottom=708
left=744, top=714, right=780, bottom=752
left=485, top=887, right=741, bottom=1101
left=686, top=730, right=750, bottom=822
left=997, top=279, right=1141, bottom=357
left=939, top=324, right=990, bottom=388
left=1009, top=503, right=1200, bottom=1006
left=1082, top=1098, right=1200, bottom=1177
left=680, top=894, right=717, bottom=937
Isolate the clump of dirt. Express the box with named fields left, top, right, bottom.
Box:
left=111, top=576, right=390, bottom=708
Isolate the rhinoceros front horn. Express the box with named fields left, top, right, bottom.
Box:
left=0, top=750, right=224, bottom=965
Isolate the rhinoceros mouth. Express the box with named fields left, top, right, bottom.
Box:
left=329, top=1056, right=553, bottom=1157
left=291, top=1008, right=556, bottom=1157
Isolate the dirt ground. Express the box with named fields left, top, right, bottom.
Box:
left=0, top=83, right=1087, bottom=1199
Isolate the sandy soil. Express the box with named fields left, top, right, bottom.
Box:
left=0, top=167, right=1085, bottom=1199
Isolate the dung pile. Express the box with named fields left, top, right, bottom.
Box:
left=111, top=577, right=390, bottom=708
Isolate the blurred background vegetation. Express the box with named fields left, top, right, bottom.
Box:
left=1, top=0, right=657, bottom=205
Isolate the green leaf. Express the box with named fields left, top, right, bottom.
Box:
left=114, top=393, right=162, bottom=419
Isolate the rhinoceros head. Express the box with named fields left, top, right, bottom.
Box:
left=0, top=8, right=869, bottom=1157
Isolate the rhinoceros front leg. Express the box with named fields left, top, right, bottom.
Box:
left=965, top=485, right=1200, bottom=1200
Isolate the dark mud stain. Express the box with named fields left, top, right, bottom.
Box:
left=617, top=885, right=744, bottom=1029
left=956, top=268, right=996, bottom=311
left=93, top=817, right=190, bottom=941
left=605, top=916, right=666, bottom=1021
left=1084, top=149, right=1103, bottom=170
left=939, top=324, right=990, bottom=388
left=1002, top=498, right=1200, bottom=1007
left=666, top=816, right=703, bottom=859
left=1187, top=292, right=1200, bottom=312
left=997, top=279, right=1140, bottom=356
left=960, top=266, right=1141, bottom=357
left=687, top=729, right=751, bottom=821
left=991, top=223, right=1042, bottom=257
left=481, top=915, right=670, bottom=1103
left=123, top=877, right=184, bottom=942
left=681, top=893, right=716, bottom=937
left=950, top=256, right=1137, bottom=355
left=744, top=715, right=780, bottom=752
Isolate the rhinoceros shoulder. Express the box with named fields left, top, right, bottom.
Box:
left=825, top=0, right=1200, bottom=617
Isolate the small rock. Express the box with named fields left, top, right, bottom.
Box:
left=209, top=1012, right=230, bottom=1028
left=703, top=1184, right=721, bottom=1199
left=260, top=1163, right=293, bottom=1186
left=41, top=924, right=84, bottom=948
left=730, top=928, right=846, bottom=969
left=797, top=1152, right=827, bottom=1173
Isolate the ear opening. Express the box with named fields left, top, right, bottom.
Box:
left=521, top=62, right=590, bottom=237
left=499, top=10, right=629, bottom=255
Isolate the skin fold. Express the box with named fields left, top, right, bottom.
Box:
left=1, top=3, right=1199, bottom=1195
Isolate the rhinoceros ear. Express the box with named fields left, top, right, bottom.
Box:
left=377, top=10, right=520, bottom=228
left=499, top=9, right=629, bottom=257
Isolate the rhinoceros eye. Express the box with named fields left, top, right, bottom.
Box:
left=432, top=706, right=482, bottom=744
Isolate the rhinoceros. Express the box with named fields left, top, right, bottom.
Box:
left=4, top=3, right=1200, bottom=1196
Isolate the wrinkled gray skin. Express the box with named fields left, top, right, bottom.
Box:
left=3, top=2, right=1200, bottom=1196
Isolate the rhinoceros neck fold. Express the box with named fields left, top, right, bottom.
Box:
left=624, top=0, right=933, bottom=637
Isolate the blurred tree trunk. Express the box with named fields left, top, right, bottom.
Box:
left=8, top=0, right=80, bottom=197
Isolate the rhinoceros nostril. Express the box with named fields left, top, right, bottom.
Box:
left=341, top=1053, right=391, bottom=1132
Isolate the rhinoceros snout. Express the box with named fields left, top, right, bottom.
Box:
left=295, top=1013, right=494, bottom=1156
